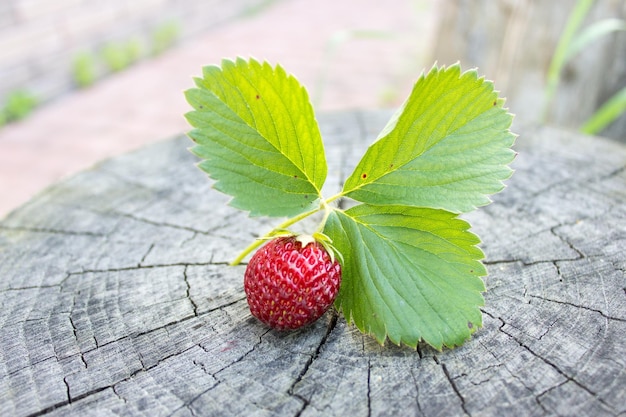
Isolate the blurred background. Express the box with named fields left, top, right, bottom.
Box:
left=0, top=0, right=624, bottom=219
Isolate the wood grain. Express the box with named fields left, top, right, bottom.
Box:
left=0, top=111, right=624, bottom=416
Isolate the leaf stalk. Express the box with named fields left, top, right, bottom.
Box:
left=229, top=206, right=321, bottom=265
left=230, top=191, right=347, bottom=265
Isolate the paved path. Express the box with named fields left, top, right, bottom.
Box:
left=0, top=0, right=437, bottom=218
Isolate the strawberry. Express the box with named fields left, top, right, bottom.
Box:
left=244, top=235, right=342, bottom=330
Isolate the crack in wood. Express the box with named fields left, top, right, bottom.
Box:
left=0, top=284, right=61, bottom=293
left=0, top=225, right=106, bottom=237
left=534, top=377, right=620, bottom=416
left=183, top=265, right=199, bottom=317
left=63, top=377, right=71, bottom=404
left=484, top=310, right=617, bottom=412
left=483, top=244, right=621, bottom=269
left=517, top=162, right=625, bottom=208
left=115, top=211, right=211, bottom=236
left=97, top=166, right=207, bottom=211
left=68, top=261, right=223, bottom=276
left=180, top=231, right=198, bottom=248
left=41, top=342, right=203, bottom=417
left=588, top=164, right=626, bottom=184
left=67, top=293, right=88, bottom=368
left=166, top=328, right=276, bottom=416
left=168, top=381, right=221, bottom=417
left=6, top=354, right=57, bottom=378
left=536, top=317, right=560, bottom=341
left=204, top=296, right=247, bottom=315
left=416, top=343, right=424, bottom=359
left=441, top=362, right=470, bottom=416
left=534, top=378, right=572, bottom=414
left=409, top=365, right=425, bottom=416
left=483, top=257, right=580, bottom=267
left=46, top=341, right=209, bottom=417
left=527, top=294, right=626, bottom=323
left=289, top=310, right=339, bottom=417
left=366, top=358, right=372, bottom=417
left=456, top=363, right=502, bottom=387
left=111, top=384, right=128, bottom=404
left=24, top=386, right=110, bottom=417
left=83, top=307, right=207, bottom=356
left=138, top=243, right=155, bottom=266
left=129, top=343, right=200, bottom=380
left=550, top=226, right=585, bottom=260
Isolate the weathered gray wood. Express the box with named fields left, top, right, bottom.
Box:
left=0, top=111, right=625, bottom=417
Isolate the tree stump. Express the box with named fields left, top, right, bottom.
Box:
left=1, top=111, right=624, bottom=416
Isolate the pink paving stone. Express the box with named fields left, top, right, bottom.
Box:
left=0, top=0, right=438, bottom=219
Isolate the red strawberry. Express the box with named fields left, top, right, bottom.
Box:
left=244, top=235, right=342, bottom=330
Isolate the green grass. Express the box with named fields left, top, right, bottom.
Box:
left=1, top=90, right=38, bottom=123
left=151, top=21, right=180, bottom=56
left=72, top=51, right=97, bottom=88
left=545, top=0, right=626, bottom=134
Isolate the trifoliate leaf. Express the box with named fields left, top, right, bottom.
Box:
left=185, top=58, right=327, bottom=217
left=342, top=64, right=516, bottom=213
left=324, top=204, right=486, bottom=349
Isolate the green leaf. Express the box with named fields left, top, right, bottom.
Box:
left=324, top=204, right=486, bottom=349
left=342, top=64, right=515, bottom=213
left=185, top=57, right=327, bottom=217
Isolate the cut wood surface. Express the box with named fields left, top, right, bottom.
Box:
left=1, top=111, right=625, bottom=416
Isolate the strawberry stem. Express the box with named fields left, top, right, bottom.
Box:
left=230, top=206, right=321, bottom=265
left=230, top=192, right=346, bottom=266
left=315, top=201, right=333, bottom=233
left=324, top=192, right=345, bottom=205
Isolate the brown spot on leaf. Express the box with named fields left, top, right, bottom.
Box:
left=361, top=173, right=367, bottom=179
left=256, top=94, right=261, bottom=100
